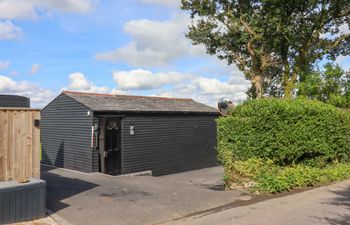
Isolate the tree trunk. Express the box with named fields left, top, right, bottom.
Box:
left=284, top=81, right=294, bottom=98
left=284, top=72, right=298, bottom=98
left=251, top=75, right=262, bottom=99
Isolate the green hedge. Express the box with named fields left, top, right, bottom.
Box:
left=232, top=158, right=350, bottom=193
left=217, top=98, right=350, bottom=169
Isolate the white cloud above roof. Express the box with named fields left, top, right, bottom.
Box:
left=0, top=0, right=98, bottom=20
left=139, top=0, right=180, bottom=7
left=66, top=72, right=109, bottom=93
left=0, top=20, right=22, bottom=40
left=157, top=75, right=250, bottom=107
left=111, top=66, right=250, bottom=106
left=0, top=75, right=54, bottom=106
left=95, top=14, right=205, bottom=67
left=113, top=69, right=188, bottom=90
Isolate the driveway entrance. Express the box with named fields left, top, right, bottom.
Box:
left=41, top=165, right=250, bottom=225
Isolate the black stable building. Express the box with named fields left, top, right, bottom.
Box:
left=41, top=91, right=219, bottom=176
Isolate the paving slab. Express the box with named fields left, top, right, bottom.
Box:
left=41, top=165, right=250, bottom=225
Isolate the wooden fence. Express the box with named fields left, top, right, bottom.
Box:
left=0, top=108, right=40, bottom=183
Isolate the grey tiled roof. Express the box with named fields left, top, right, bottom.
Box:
left=63, top=91, right=218, bottom=114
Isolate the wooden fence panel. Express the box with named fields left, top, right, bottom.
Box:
left=0, top=110, right=7, bottom=181
left=32, top=111, right=40, bottom=178
left=0, top=108, right=40, bottom=183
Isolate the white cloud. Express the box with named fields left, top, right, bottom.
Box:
left=336, top=55, right=350, bottom=70
left=321, top=23, right=350, bottom=39
left=0, top=1, right=37, bottom=20
left=0, top=76, right=32, bottom=92
left=110, top=67, right=249, bottom=107
left=61, top=67, right=249, bottom=107
left=66, top=72, right=109, bottom=93
left=192, top=77, right=248, bottom=95
left=112, top=69, right=188, bottom=90
left=139, top=0, right=180, bottom=7
left=65, top=70, right=243, bottom=106
left=0, top=20, right=22, bottom=40
left=0, top=0, right=98, bottom=20
left=0, top=75, right=54, bottom=107
left=110, top=88, right=128, bottom=95
left=157, top=74, right=250, bottom=107
left=30, top=64, right=40, bottom=75
left=41, top=0, right=98, bottom=14
left=339, top=24, right=350, bottom=35
left=95, top=14, right=205, bottom=67
left=0, top=60, right=10, bottom=70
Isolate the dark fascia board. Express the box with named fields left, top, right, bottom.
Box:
left=93, top=109, right=220, bottom=115
left=41, top=92, right=93, bottom=112
left=40, top=93, right=62, bottom=112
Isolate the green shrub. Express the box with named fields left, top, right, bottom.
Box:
left=217, top=98, right=350, bottom=168
left=217, top=98, right=350, bottom=193
left=232, top=158, right=350, bottom=194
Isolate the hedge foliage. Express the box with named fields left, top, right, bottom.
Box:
left=232, top=158, right=350, bottom=194
left=217, top=98, right=350, bottom=167
left=217, top=98, right=350, bottom=193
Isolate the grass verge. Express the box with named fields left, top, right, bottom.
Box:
left=227, top=158, right=350, bottom=194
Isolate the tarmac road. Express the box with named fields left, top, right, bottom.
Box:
left=41, top=165, right=250, bottom=225
left=165, top=179, right=350, bottom=225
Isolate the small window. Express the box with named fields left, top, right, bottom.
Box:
left=107, top=120, right=119, bottom=130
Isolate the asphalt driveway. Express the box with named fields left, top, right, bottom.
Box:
left=41, top=165, right=250, bottom=225
left=165, top=179, right=350, bottom=225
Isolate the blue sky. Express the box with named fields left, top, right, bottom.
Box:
left=0, top=0, right=348, bottom=107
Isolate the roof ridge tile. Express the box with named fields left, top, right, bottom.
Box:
left=62, top=90, right=193, bottom=102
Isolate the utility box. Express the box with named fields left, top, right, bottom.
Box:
left=0, top=95, right=30, bottom=108
left=0, top=179, right=46, bottom=224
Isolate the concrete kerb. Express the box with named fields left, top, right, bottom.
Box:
left=47, top=209, right=72, bottom=225
left=93, top=170, right=153, bottom=178
left=42, top=163, right=152, bottom=177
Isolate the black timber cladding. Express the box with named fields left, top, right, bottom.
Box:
left=42, top=91, right=219, bottom=175
left=120, top=114, right=218, bottom=176
left=0, top=179, right=46, bottom=224
left=92, top=115, right=100, bottom=172
left=0, top=95, right=30, bottom=108
left=41, top=94, right=94, bottom=173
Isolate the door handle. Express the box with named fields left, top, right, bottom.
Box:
left=94, top=132, right=98, bottom=148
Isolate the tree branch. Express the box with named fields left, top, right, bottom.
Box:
left=331, top=33, right=350, bottom=49
left=237, top=0, right=259, bottom=38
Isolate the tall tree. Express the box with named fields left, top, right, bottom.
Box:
left=298, top=63, right=350, bottom=108
left=181, top=0, right=350, bottom=98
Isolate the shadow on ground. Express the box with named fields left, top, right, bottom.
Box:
left=322, top=183, right=350, bottom=225
left=38, top=165, right=249, bottom=225
left=41, top=165, right=98, bottom=213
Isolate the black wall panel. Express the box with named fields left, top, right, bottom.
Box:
left=41, top=94, right=94, bottom=173
left=121, top=114, right=218, bottom=176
